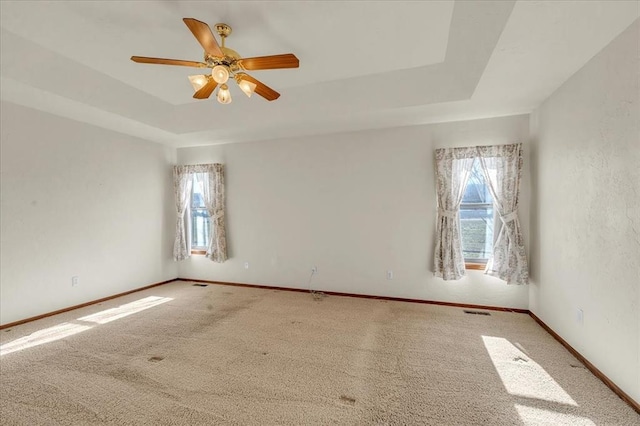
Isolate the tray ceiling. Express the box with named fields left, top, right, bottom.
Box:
left=1, top=1, right=638, bottom=147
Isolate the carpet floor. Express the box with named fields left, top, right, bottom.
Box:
left=1, top=280, right=638, bottom=425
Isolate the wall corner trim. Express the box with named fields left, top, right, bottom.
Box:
left=0, top=278, right=179, bottom=330
left=528, top=312, right=639, bottom=414
left=178, top=278, right=529, bottom=313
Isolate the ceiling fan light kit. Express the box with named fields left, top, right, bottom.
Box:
left=188, top=74, right=209, bottom=92
left=217, top=84, right=232, bottom=104
left=131, top=18, right=299, bottom=104
left=211, top=64, right=230, bottom=84
left=235, top=73, right=257, bottom=97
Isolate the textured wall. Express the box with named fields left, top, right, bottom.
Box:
left=177, top=115, right=531, bottom=310
left=0, top=103, right=178, bottom=325
left=529, top=21, right=639, bottom=402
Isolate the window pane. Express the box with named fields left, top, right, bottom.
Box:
left=190, top=174, right=211, bottom=249
left=460, top=160, right=494, bottom=262
left=462, top=164, right=492, bottom=204
left=460, top=206, right=494, bottom=260
left=191, top=208, right=211, bottom=249
left=191, top=174, right=206, bottom=208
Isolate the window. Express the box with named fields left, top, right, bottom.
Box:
left=460, top=160, right=495, bottom=266
left=173, top=164, right=227, bottom=263
left=190, top=173, right=211, bottom=253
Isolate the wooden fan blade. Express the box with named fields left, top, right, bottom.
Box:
left=131, top=56, right=206, bottom=68
left=193, top=79, right=218, bottom=99
left=240, top=74, right=280, bottom=101
left=183, top=18, right=223, bottom=57
left=238, top=54, right=299, bottom=71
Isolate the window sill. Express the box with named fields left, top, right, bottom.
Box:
left=191, top=250, right=207, bottom=256
left=465, top=263, right=486, bottom=270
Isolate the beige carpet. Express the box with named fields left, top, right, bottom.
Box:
left=1, top=281, right=638, bottom=425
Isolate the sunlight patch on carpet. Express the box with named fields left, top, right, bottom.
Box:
left=77, top=296, right=173, bottom=324
left=1, top=296, right=173, bottom=356
left=0, top=322, right=92, bottom=356
left=482, top=335, right=577, bottom=406
left=514, top=404, right=595, bottom=425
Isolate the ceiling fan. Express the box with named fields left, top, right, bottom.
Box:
left=131, top=18, right=299, bottom=104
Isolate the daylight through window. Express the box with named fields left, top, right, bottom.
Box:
left=460, top=160, right=495, bottom=264
left=190, top=173, right=211, bottom=251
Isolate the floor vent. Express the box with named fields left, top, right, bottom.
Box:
left=464, top=310, right=491, bottom=316
left=192, top=283, right=208, bottom=287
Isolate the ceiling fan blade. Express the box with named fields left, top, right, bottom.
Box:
left=131, top=56, right=206, bottom=68
left=238, top=54, right=299, bottom=71
left=240, top=74, right=280, bottom=101
left=183, top=18, right=224, bottom=57
left=193, top=78, right=218, bottom=99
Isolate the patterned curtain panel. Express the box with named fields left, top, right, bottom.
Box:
left=433, top=147, right=476, bottom=280
left=172, top=166, right=193, bottom=261
left=196, top=164, right=228, bottom=263
left=477, top=143, right=528, bottom=285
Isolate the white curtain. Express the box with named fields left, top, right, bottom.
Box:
left=433, top=147, right=477, bottom=280
left=477, top=143, right=528, bottom=285
left=195, top=164, right=228, bottom=263
left=173, top=166, right=193, bottom=261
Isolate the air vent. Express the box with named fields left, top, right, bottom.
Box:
left=192, top=283, right=208, bottom=287
left=464, top=310, right=491, bottom=316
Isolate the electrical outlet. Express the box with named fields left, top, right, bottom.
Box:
left=71, top=276, right=79, bottom=287
left=244, top=262, right=249, bottom=270
left=311, top=266, right=318, bottom=274
left=387, top=270, right=393, bottom=280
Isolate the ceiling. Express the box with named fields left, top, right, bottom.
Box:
left=1, top=1, right=638, bottom=147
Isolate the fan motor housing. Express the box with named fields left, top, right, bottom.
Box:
left=205, top=49, right=241, bottom=71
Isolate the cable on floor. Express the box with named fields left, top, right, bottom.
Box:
left=307, top=269, right=326, bottom=301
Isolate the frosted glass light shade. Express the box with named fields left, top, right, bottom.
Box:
left=237, top=79, right=257, bottom=97
left=211, top=65, right=230, bottom=84
left=217, top=84, right=232, bottom=104
left=188, top=75, right=208, bottom=92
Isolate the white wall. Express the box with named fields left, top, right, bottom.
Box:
left=177, top=115, right=531, bottom=310
left=0, top=102, right=178, bottom=325
left=529, top=21, right=639, bottom=402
